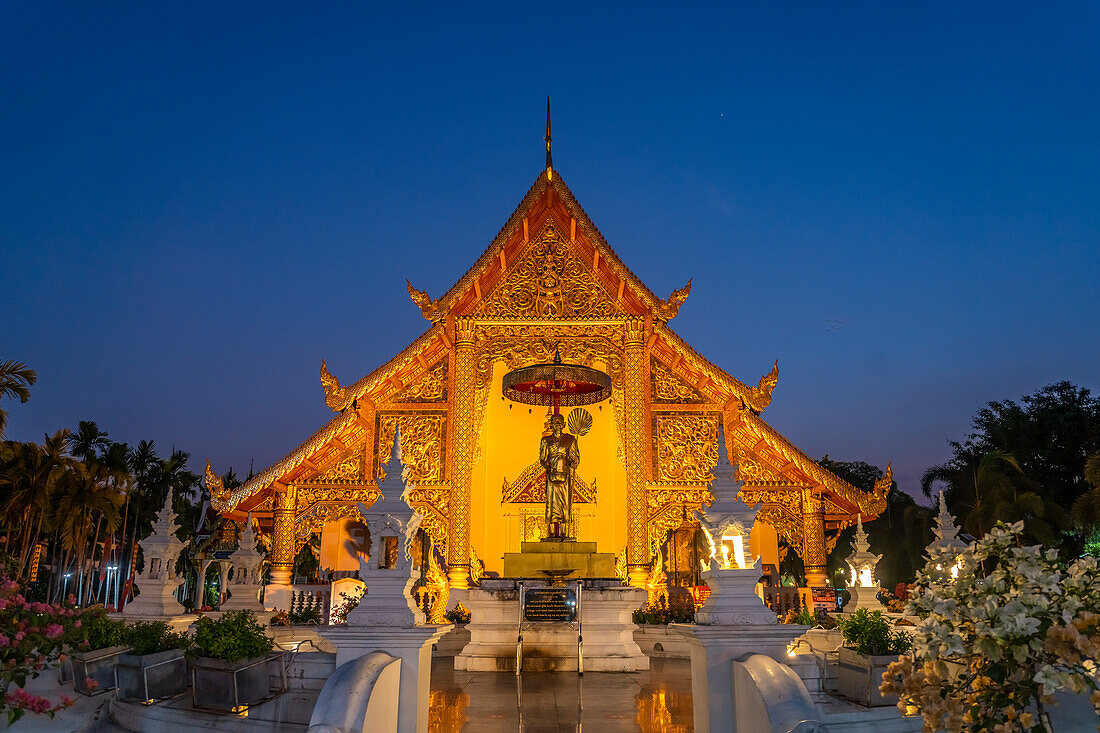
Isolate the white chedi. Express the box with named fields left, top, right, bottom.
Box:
left=842, top=515, right=885, bottom=612
left=694, top=424, right=775, bottom=625
left=123, top=491, right=186, bottom=617
left=926, top=491, right=967, bottom=578
left=347, top=427, right=426, bottom=628
left=222, top=513, right=267, bottom=611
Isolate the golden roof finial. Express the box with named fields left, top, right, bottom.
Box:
left=320, top=359, right=354, bottom=412
left=204, top=459, right=230, bottom=509
left=545, top=96, right=553, bottom=179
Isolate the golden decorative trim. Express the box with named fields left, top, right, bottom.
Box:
left=651, top=412, right=721, bottom=484
left=501, top=461, right=596, bottom=504
left=476, top=220, right=624, bottom=320
left=393, top=359, right=448, bottom=403
left=374, top=412, right=447, bottom=484
left=650, top=358, right=706, bottom=404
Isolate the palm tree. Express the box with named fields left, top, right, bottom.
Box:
left=0, top=430, right=72, bottom=578
left=69, top=421, right=110, bottom=462
left=0, top=361, right=37, bottom=437
left=922, top=450, right=1057, bottom=542
left=53, top=462, right=124, bottom=604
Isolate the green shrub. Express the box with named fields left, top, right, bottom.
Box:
left=631, top=594, right=696, bottom=625
left=79, top=609, right=125, bottom=651
left=191, top=611, right=274, bottom=662
left=121, top=621, right=189, bottom=656
left=837, top=608, right=911, bottom=656
left=444, top=603, right=470, bottom=624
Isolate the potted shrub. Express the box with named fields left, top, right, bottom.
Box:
left=835, top=608, right=911, bottom=706
left=115, top=621, right=190, bottom=703
left=71, top=609, right=129, bottom=696
left=190, top=610, right=276, bottom=711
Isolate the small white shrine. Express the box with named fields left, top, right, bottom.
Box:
left=926, top=490, right=968, bottom=576
left=222, top=513, right=267, bottom=612
left=841, top=515, right=884, bottom=612
left=123, top=491, right=187, bottom=618
left=318, top=428, right=451, bottom=733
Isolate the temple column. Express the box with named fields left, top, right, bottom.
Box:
left=802, top=486, right=828, bottom=587
left=447, top=317, right=476, bottom=590
left=269, top=482, right=297, bottom=586
left=623, top=318, right=650, bottom=588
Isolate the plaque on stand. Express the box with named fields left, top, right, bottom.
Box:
left=517, top=581, right=584, bottom=675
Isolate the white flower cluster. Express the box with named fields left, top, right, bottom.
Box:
left=881, top=521, right=1100, bottom=733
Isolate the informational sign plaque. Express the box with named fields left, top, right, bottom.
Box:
left=522, top=588, right=578, bottom=623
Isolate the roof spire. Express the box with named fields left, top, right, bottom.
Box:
left=544, top=96, right=553, bottom=179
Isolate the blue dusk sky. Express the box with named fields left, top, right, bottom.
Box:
left=2, top=3, right=1098, bottom=499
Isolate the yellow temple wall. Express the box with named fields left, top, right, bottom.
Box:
left=749, top=520, right=780, bottom=569
left=470, top=361, right=628, bottom=575
left=319, top=517, right=364, bottom=572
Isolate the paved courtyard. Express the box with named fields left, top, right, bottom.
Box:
left=429, top=658, right=694, bottom=732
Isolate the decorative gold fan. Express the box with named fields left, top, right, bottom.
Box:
left=566, top=407, right=593, bottom=436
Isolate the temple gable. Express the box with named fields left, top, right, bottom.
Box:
left=475, top=220, right=625, bottom=320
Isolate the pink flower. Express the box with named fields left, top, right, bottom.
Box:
left=60, top=695, right=74, bottom=707
left=14, top=631, right=25, bottom=642
left=85, top=678, right=100, bottom=691
left=0, top=635, right=9, bottom=647
left=74, top=620, right=81, bottom=628
left=45, top=624, right=64, bottom=640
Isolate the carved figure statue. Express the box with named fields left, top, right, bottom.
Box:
left=539, top=413, right=579, bottom=535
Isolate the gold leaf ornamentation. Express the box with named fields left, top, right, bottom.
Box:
left=375, top=413, right=446, bottom=484
left=393, top=359, right=448, bottom=403
left=407, top=279, right=441, bottom=321
left=205, top=460, right=231, bottom=511
left=476, top=222, right=622, bottom=319
left=650, top=359, right=706, bottom=404
left=655, top=278, right=691, bottom=320
left=652, top=413, right=720, bottom=484
left=746, top=360, right=779, bottom=410
left=501, top=461, right=596, bottom=504
left=320, top=359, right=354, bottom=412
left=301, top=447, right=363, bottom=485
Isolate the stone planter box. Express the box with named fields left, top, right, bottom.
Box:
left=115, top=648, right=188, bottom=702
left=836, top=647, right=899, bottom=707
left=72, top=645, right=130, bottom=696
left=191, top=654, right=279, bottom=711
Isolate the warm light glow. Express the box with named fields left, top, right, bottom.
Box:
left=721, top=532, right=745, bottom=569
left=950, top=561, right=961, bottom=579
left=858, top=565, right=873, bottom=588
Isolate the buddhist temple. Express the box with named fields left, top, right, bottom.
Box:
left=209, top=126, right=891, bottom=600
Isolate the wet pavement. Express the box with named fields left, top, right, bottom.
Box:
left=429, top=658, right=694, bottom=732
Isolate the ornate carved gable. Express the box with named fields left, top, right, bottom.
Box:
left=374, top=412, right=447, bottom=484
left=301, top=446, right=365, bottom=485
left=474, top=220, right=624, bottom=320
left=650, top=358, right=707, bottom=404
left=392, top=359, right=448, bottom=403
left=502, top=461, right=596, bottom=504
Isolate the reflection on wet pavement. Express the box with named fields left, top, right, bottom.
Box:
left=429, top=658, right=693, bottom=732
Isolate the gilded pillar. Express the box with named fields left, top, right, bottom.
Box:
left=447, top=317, right=475, bottom=589
left=802, top=487, right=828, bottom=587
left=623, top=318, right=650, bottom=588
left=269, top=482, right=297, bottom=586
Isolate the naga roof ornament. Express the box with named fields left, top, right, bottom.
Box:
left=747, top=360, right=779, bottom=411
left=872, top=463, right=893, bottom=498
left=655, top=278, right=692, bottom=320
left=205, top=459, right=231, bottom=512
left=320, top=359, right=354, bottom=412
left=406, top=279, right=441, bottom=321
